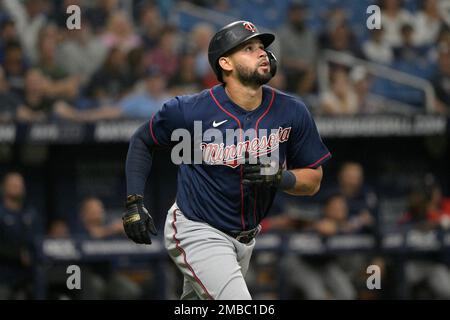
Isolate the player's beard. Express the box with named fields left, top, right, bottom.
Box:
left=235, top=63, right=272, bottom=87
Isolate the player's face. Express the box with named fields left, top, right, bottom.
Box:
left=229, top=38, right=272, bottom=87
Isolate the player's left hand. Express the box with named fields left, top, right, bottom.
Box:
left=242, top=162, right=282, bottom=186
left=122, top=195, right=157, bottom=244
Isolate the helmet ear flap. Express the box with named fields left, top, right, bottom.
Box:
left=265, top=50, right=277, bottom=78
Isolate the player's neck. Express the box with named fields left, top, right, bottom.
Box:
left=224, top=82, right=263, bottom=112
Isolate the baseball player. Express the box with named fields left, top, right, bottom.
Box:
left=122, top=20, right=331, bottom=300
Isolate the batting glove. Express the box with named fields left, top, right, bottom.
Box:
left=122, top=195, right=157, bottom=244
left=242, top=161, right=296, bottom=190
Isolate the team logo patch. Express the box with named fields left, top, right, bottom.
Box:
left=243, top=22, right=257, bottom=33
left=201, top=127, right=291, bottom=168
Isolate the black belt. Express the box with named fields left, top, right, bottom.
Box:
left=223, top=226, right=261, bottom=244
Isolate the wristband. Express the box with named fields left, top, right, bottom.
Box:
left=279, top=170, right=296, bottom=190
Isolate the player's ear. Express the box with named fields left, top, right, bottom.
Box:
left=218, top=56, right=233, bottom=72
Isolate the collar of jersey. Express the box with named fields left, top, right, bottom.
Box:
left=212, top=84, right=273, bottom=116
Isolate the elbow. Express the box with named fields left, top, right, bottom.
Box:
left=303, top=172, right=322, bottom=196
left=308, top=167, right=323, bottom=196
left=286, top=181, right=321, bottom=196
left=308, top=182, right=321, bottom=196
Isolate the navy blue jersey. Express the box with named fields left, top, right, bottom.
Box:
left=146, top=84, right=330, bottom=232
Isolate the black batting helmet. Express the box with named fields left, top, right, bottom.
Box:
left=208, top=20, right=277, bottom=82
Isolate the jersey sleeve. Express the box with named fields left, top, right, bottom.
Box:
left=286, top=101, right=331, bottom=169
left=148, top=96, right=187, bottom=147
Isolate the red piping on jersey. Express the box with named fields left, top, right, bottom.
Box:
left=172, top=208, right=214, bottom=300
left=253, top=88, right=276, bottom=225
left=307, top=152, right=331, bottom=168
left=149, top=113, right=160, bottom=146
left=209, top=88, right=246, bottom=230
left=255, top=88, right=275, bottom=133
left=253, top=188, right=257, bottom=224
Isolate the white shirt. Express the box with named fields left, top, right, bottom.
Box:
left=381, top=10, right=414, bottom=47
left=362, top=40, right=394, bottom=64
left=413, top=12, right=442, bottom=46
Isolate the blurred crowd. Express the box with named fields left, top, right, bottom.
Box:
left=0, top=0, right=450, bottom=123
left=253, top=163, right=450, bottom=299
left=0, top=170, right=174, bottom=300
left=2, top=163, right=449, bottom=299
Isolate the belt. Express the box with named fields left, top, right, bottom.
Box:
left=223, top=225, right=261, bottom=244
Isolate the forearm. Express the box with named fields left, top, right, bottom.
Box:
left=126, top=123, right=154, bottom=196
left=284, top=166, right=323, bottom=196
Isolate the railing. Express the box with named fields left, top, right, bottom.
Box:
left=32, top=230, right=450, bottom=299
left=318, top=50, right=437, bottom=113
left=0, top=115, right=447, bottom=145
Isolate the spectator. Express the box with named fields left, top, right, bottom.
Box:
left=440, top=0, right=450, bottom=28
left=138, top=4, right=164, bottom=50
left=2, top=40, right=29, bottom=97
left=45, top=218, right=74, bottom=299
left=47, top=219, right=70, bottom=238
left=327, top=22, right=360, bottom=57
left=55, top=66, right=169, bottom=121
left=36, top=23, right=81, bottom=101
left=0, top=172, right=42, bottom=299
left=189, top=23, right=215, bottom=81
left=76, top=197, right=123, bottom=239
left=332, top=164, right=382, bottom=298
left=413, top=0, right=443, bottom=47
left=16, top=69, right=55, bottom=122
left=115, top=66, right=170, bottom=118
left=100, top=10, right=141, bottom=53
left=72, top=196, right=141, bottom=300
left=320, top=68, right=358, bottom=115
left=0, top=65, right=24, bottom=122
left=400, top=175, right=450, bottom=229
left=277, top=1, right=317, bottom=94
left=426, top=178, right=450, bottom=228
left=85, top=47, right=133, bottom=104
left=85, top=0, right=120, bottom=33
left=379, top=0, right=413, bottom=47
left=127, top=46, right=146, bottom=87
left=2, top=0, right=49, bottom=64
left=0, top=17, right=19, bottom=64
left=320, top=7, right=362, bottom=59
left=432, top=44, right=450, bottom=114
left=398, top=189, right=450, bottom=299
left=362, top=28, right=393, bottom=65
left=144, top=25, right=180, bottom=79
left=55, top=21, right=108, bottom=85
left=318, top=6, right=348, bottom=47
left=393, top=23, right=428, bottom=65
left=335, top=162, right=377, bottom=231
left=278, top=194, right=357, bottom=299
left=168, top=51, right=202, bottom=95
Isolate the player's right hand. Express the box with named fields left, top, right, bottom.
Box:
left=122, top=195, right=157, bottom=244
